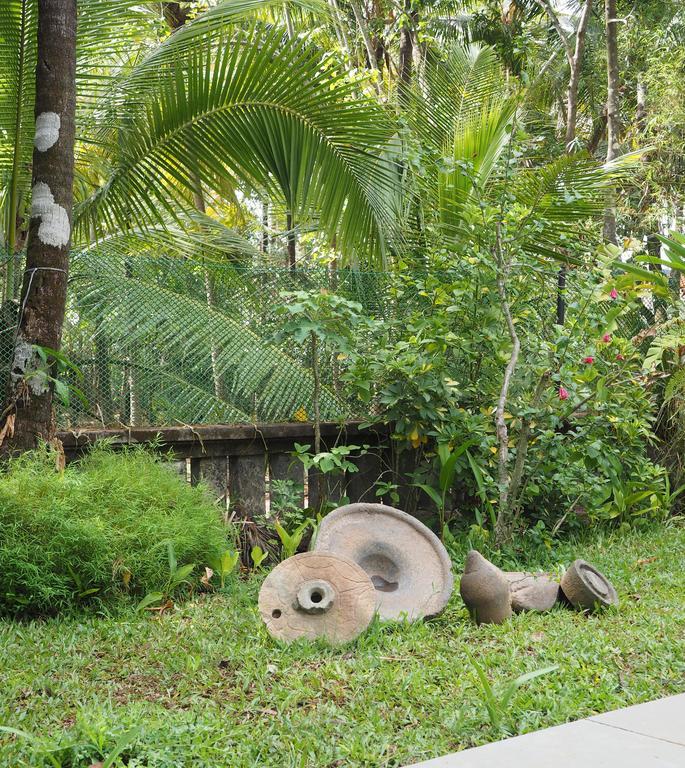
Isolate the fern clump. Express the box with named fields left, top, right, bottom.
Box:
left=0, top=444, right=231, bottom=617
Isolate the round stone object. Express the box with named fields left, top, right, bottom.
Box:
left=560, top=559, right=618, bottom=611
left=313, top=503, right=453, bottom=621
left=459, top=550, right=512, bottom=625
left=504, top=572, right=560, bottom=613
left=258, top=552, right=376, bottom=644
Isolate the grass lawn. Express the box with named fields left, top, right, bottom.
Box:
left=1, top=524, right=684, bottom=767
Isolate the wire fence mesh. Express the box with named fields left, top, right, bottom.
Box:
left=0, top=250, right=655, bottom=429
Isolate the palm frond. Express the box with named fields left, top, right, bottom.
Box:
left=509, top=151, right=645, bottom=260
left=75, top=24, right=400, bottom=265
left=409, top=44, right=517, bottom=228
left=67, top=244, right=347, bottom=424
left=0, top=0, right=37, bottom=246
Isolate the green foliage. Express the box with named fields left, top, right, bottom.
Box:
left=209, top=548, right=241, bottom=589
left=0, top=445, right=231, bottom=617
left=276, top=290, right=366, bottom=350
left=268, top=478, right=306, bottom=526
left=293, top=442, right=368, bottom=476
left=273, top=518, right=311, bottom=560
left=467, top=652, right=558, bottom=733
left=250, top=545, right=268, bottom=569
left=136, top=541, right=197, bottom=613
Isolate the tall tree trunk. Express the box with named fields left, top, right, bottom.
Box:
left=565, top=0, right=593, bottom=151
left=538, top=0, right=593, bottom=324
left=493, top=224, right=520, bottom=546
left=636, top=72, right=647, bottom=132
left=397, top=0, right=415, bottom=103
left=349, top=0, right=381, bottom=92
left=1, top=0, right=77, bottom=455
left=283, top=3, right=295, bottom=39
left=603, top=0, right=620, bottom=244
left=261, top=199, right=270, bottom=255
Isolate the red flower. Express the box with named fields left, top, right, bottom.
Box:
left=559, top=386, right=569, bottom=400
left=583, top=356, right=595, bottom=364
left=602, top=333, right=612, bottom=343
left=616, top=354, right=625, bottom=361
left=610, top=288, right=618, bottom=300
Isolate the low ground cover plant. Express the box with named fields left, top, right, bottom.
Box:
left=0, top=445, right=231, bottom=617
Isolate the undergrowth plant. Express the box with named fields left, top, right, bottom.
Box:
left=466, top=652, right=559, bottom=734
left=0, top=444, right=232, bottom=617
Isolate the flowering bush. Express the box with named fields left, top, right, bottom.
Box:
left=346, top=245, right=670, bottom=535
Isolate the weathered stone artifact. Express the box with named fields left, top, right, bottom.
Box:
left=504, top=571, right=560, bottom=613
left=258, top=551, right=376, bottom=644
left=459, top=550, right=512, bottom=624
left=560, top=559, right=619, bottom=611
left=313, top=503, right=454, bottom=621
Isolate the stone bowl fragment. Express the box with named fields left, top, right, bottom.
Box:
left=560, top=559, right=619, bottom=611
left=504, top=571, right=561, bottom=613
left=313, top=503, right=454, bottom=621
left=258, top=551, right=376, bottom=644
left=459, top=550, right=512, bottom=625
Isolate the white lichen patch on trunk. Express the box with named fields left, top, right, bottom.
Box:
left=10, top=337, right=49, bottom=396
left=31, top=181, right=70, bottom=248
left=34, top=111, right=61, bottom=152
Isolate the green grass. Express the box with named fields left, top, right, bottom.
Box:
left=1, top=525, right=684, bottom=767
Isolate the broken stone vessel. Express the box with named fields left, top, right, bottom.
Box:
left=560, top=559, right=619, bottom=611
left=459, top=550, right=512, bottom=624
left=504, top=571, right=560, bottom=613
left=313, top=503, right=454, bottom=621
left=258, top=551, right=376, bottom=644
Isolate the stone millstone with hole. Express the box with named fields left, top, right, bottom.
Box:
left=560, top=559, right=618, bottom=611
left=459, top=550, right=512, bottom=624
left=313, top=503, right=453, bottom=621
left=504, top=571, right=561, bottom=613
left=258, top=551, right=376, bottom=644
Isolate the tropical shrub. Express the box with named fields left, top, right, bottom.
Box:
left=0, top=445, right=231, bottom=617
left=346, top=244, right=670, bottom=537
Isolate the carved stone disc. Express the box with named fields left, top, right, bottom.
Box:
left=313, top=503, right=454, bottom=621
left=560, top=559, right=619, bottom=611
left=258, top=552, right=376, bottom=644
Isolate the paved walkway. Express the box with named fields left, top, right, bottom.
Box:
left=406, top=694, right=685, bottom=767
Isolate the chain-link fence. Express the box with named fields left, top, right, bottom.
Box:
left=0, top=251, right=656, bottom=429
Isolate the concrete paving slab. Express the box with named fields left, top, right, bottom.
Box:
left=405, top=715, right=685, bottom=767
left=589, top=694, right=685, bottom=746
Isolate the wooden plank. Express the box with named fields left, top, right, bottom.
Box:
left=190, top=456, right=228, bottom=504
left=269, top=451, right=305, bottom=510
left=229, top=453, right=266, bottom=519
left=58, top=421, right=388, bottom=452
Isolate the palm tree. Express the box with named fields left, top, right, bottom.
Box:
left=0, top=0, right=402, bottom=440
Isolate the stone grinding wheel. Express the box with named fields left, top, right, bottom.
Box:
left=313, top=503, right=454, bottom=621
left=258, top=552, right=376, bottom=644
left=560, top=559, right=618, bottom=611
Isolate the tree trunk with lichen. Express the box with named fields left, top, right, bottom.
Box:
left=1, top=0, right=76, bottom=455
